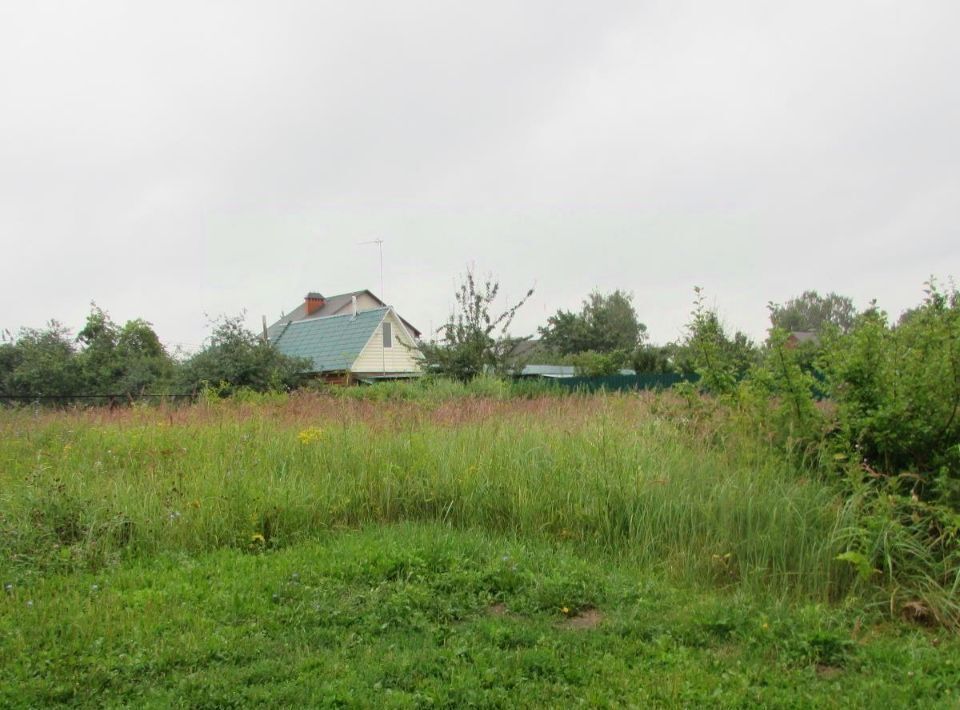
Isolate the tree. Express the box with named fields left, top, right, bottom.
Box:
left=769, top=290, right=857, bottom=334
left=75, top=304, right=175, bottom=395
left=420, top=268, right=534, bottom=380
left=178, top=314, right=309, bottom=394
left=1, top=321, right=80, bottom=397
left=539, top=290, right=647, bottom=355
left=76, top=304, right=122, bottom=392
left=114, top=319, right=176, bottom=394
left=682, top=287, right=760, bottom=393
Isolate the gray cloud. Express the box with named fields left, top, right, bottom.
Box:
left=2, top=1, right=957, bottom=350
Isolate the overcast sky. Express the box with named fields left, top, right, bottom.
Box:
left=2, top=1, right=958, bottom=351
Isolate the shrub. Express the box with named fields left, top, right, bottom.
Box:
left=178, top=314, right=309, bottom=395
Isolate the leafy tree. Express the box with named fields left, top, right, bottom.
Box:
left=539, top=290, right=646, bottom=356
left=769, top=290, right=857, bottom=334
left=682, top=288, right=759, bottom=394
left=75, top=305, right=175, bottom=395
left=76, top=305, right=122, bottom=391
left=114, top=319, right=176, bottom=394
left=178, top=314, right=309, bottom=395
left=1, top=321, right=80, bottom=397
left=420, top=268, right=534, bottom=380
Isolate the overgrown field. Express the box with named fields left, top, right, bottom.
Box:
left=1, top=392, right=958, bottom=706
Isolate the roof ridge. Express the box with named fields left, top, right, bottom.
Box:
left=324, top=289, right=377, bottom=301
left=285, top=306, right=388, bottom=326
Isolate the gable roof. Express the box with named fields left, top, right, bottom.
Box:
left=270, top=308, right=387, bottom=373
left=267, top=289, right=421, bottom=339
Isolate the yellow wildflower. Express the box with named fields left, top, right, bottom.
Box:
left=297, top=427, right=324, bottom=445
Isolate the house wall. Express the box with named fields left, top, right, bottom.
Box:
left=352, top=311, right=423, bottom=374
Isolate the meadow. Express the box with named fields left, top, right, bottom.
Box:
left=1, top=388, right=958, bottom=706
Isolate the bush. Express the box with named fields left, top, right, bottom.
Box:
left=178, top=315, right=310, bottom=395
left=683, top=280, right=960, bottom=627
left=822, top=284, right=960, bottom=504
left=570, top=350, right=628, bottom=376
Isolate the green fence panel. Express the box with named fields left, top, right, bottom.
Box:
left=547, top=373, right=696, bottom=393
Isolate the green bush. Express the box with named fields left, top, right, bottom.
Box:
left=177, top=315, right=310, bottom=396
left=683, top=280, right=960, bottom=626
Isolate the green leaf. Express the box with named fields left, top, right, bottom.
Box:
left=835, top=551, right=874, bottom=581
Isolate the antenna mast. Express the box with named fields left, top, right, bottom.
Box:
left=359, top=238, right=385, bottom=300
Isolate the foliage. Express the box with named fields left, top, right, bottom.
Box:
left=419, top=268, right=534, bottom=380
left=539, top=290, right=646, bottom=356
left=75, top=305, right=175, bottom=395
left=0, top=306, right=175, bottom=399
left=630, top=343, right=677, bottom=374
left=769, top=289, right=857, bottom=334
left=682, top=287, right=760, bottom=394
left=692, top=279, right=960, bottom=626
left=177, top=314, right=309, bottom=395
left=741, top=327, right=825, bottom=449
left=0, top=321, right=79, bottom=397
left=569, top=349, right=629, bottom=376
left=821, top=282, right=960, bottom=503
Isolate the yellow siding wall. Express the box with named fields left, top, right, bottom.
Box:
left=352, top=311, right=423, bottom=374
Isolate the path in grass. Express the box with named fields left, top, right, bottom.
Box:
left=2, top=524, right=957, bottom=707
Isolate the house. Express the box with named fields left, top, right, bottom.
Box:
left=267, top=291, right=423, bottom=383
left=785, top=331, right=820, bottom=349
left=267, top=290, right=421, bottom=340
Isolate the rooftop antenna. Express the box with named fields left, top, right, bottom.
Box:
left=359, top=238, right=385, bottom=301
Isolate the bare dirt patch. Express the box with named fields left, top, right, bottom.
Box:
left=559, top=608, right=604, bottom=630
left=487, top=603, right=510, bottom=617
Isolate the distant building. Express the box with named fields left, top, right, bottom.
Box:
left=785, top=331, right=820, bottom=349
left=267, top=291, right=422, bottom=383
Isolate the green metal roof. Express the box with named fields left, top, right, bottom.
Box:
left=270, top=308, right=387, bottom=373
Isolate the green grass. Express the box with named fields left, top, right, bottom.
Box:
left=2, top=524, right=957, bottom=707
left=2, top=392, right=957, bottom=705
left=1, top=394, right=848, bottom=599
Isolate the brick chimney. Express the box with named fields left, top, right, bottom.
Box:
left=304, top=292, right=326, bottom=315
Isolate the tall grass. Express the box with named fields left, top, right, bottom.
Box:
left=0, top=393, right=853, bottom=600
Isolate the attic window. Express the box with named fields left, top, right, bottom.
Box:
left=383, top=322, right=392, bottom=348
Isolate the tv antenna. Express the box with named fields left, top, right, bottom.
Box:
left=359, top=238, right=384, bottom=300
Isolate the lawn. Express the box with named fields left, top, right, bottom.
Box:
left=0, top=392, right=957, bottom=706
left=3, top=524, right=958, bottom=707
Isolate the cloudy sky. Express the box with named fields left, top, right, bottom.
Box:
left=1, top=1, right=958, bottom=351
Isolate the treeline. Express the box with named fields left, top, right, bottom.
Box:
left=526, top=287, right=859, bottom=377
left=0, top=307, right=306, bottom=399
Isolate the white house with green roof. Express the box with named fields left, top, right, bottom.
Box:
left=267, top=292, right=423, bottom=382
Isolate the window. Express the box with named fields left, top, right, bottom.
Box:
left=382, top=322, right=392, bottom=348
